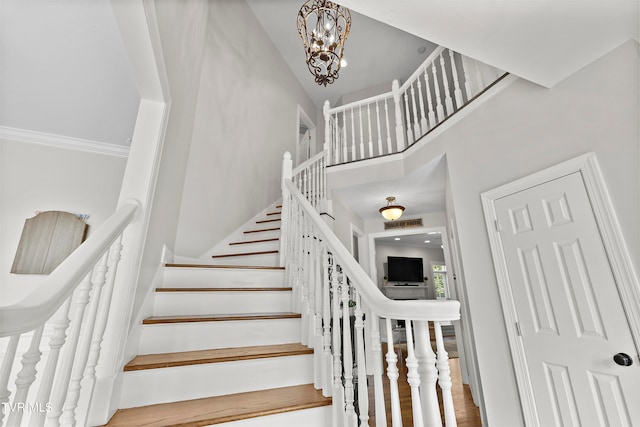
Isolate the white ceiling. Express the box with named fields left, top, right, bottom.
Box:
left=246, top=0, right=438, bottom=107
left=331, top=154, right=447, bottom=221
left=0, top=0, right=139, bottom=147
left=376, top=232, right=444, bottom=249
left=337, top=0, right=639, bottom=88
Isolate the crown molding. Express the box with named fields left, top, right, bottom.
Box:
left=0, top=126, right=130, bottom=158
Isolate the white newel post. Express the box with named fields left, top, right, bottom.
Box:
left=323, top=101, right=332, bottom=165
left=392, top=79, right=406, bottom=151
left=280, top=152, right=293, bottom=268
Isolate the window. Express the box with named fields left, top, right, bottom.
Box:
left=432, top=262, right=449, bottom=299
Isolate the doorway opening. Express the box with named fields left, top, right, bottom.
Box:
left=296, top=105, right=316, bottom=166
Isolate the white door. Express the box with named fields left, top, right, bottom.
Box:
left=494, top=172, right=640, bottom=426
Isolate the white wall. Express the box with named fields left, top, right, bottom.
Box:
left=402, top=41, right=639, bottom=426
left=0, top=140, right=127, bottom=304
left=174, top=0, right=318, bottom=258
left=128, top=0, right=210, bottom=319
left=375, top=242, right=444, bottom=298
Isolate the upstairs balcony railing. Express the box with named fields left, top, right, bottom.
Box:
left=324, top=46, right=506, bottom=165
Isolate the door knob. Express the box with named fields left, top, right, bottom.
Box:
left=613, top=352, right=633, bottom=366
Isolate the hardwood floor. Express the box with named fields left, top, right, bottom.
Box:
left=367, top=346, right=482, bottom=427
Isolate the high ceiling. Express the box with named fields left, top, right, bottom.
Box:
left=246, top=0, right=437, bottom=107
left=0, top=0, right=140, bottom=147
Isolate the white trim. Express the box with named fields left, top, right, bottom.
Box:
left=481, top=152, right=640, bottom=427
left=0, top=126, right=130, bottom=158
left=296, top=105, right=317, bottom=165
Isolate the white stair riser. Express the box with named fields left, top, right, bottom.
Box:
left=120, top=355, right=313, bottom=408
left=153, top=291, right=292, bottom=316
left=162, top=267, right=284, bottom=288
left=209, top=253, right=279, bottom=267
left=210, top=406, right=330, bottom=427
left=139, top=319, right=301, bottom=354
left=242, top=229, right=280, bottom=241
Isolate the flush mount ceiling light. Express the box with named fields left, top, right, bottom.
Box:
left=379, top=196, right=405, bottom=221
left=297, top=0, right=351, bottom=86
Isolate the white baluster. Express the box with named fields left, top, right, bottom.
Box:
left=341, top=272, right=356, bottom=427
left=414, top=321, right=442, bottom=427
left=416, top=78, right=428, bottom=134
left=392, top=79, right=406, bottom=151
left=332, top=267, right=345, bottom=427
left=7, top=326, right=44, bottom=427
left=333, top=116, right=340, bottom=164
left=349, top=108, right=356, bottom=161
left=435, top=322, right=456, bottom=427
left=385, top=319, right=402, bottom=427
left=384, top=98, right=392, bottom=154
left=432, top=61, right=445, bottom=122
left=61, top=255, right=110, bottom=426
left=300, top=216, right=311, bottom=346
left=368, top=311, right=387, bottom=427
left=311, top=234, right=322, bottom=390
left=440, top=53, right=454, bottom=115
left=410, top=83, right=421, bottom=140
left=403, top=91, right=414, bottom=145
left=460, top=55, right=474, bottom=101
left=424, top=68, right=436, bottom=128
left=30, top=299, right=73, bottom=426
left=366, top=104, right=373, bottom=158
left=449, top=49, right=464, bottom=108
left=405, top=321, right=425, bottom=427
left=358, top=106, right=365, bottom=160
left=354, top=293, right=370, bottom=427
left=0, top=334, right=20, bottom=425
left=322, top=247, right=333, bottom=397
left=323, top=100, right=332, bottom=164
left=342, top=111, right=348, bottom=162
left=375, top=101, right=383, bottom=156
left=46, top=274, right=93, bottom=427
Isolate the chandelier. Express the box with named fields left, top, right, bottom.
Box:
left=379, top=196, right=405, bottom=221
left=297, top=0, right=351, bottom=86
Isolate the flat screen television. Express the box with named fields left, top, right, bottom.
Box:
left=387, top=256, right=424, bottom=282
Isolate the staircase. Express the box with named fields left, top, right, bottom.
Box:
left=103, top=205, right=331, bottom=426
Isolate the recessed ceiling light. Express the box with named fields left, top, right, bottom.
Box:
left=428, top=231, right=441, bottom=235
left=424, top=240, right=430, bottom=243
left=394, top=237, right=401, bottom=241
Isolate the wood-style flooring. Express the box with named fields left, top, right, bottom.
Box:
left=367, top=345, right=482, bottom=427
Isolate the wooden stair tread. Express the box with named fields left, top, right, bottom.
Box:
left=255, top=218, right=281, bottom=224
left=101, top=384, right=330, bottom=427
left=243, top=227, right=280, bottom=234
left=156, top=287, right=292, bottom=293
left=143, top=312, right=301, bottom=324
left=211, top=250, right=278, bottom=259
left=266, top=211, right=281, bottom=216
left=124, top=343, right=312, bottom=371
left=229, top=237, right=279, bottom=245
left=165, top=263, right=284, bottom=270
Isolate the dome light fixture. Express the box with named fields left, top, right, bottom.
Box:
left=379, top=196, right=405, bottom=221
